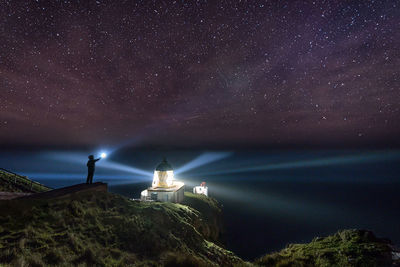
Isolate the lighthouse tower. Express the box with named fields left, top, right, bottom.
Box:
left=140, top=158, right=185, bottom=203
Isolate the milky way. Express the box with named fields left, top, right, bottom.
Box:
left=1, top=1, right=399, bottom=148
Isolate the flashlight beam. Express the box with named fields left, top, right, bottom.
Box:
left=98, top=161, right=152, bottom=177
left=20, top=172, right=148, bottom=181
left=43, top=152, right=152, bottom=177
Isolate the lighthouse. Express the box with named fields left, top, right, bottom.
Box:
left=140, top=158, right=185, bottom=203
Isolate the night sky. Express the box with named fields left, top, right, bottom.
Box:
left=1, top=1, right=399, bottom=149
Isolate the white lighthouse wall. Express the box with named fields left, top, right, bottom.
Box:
left=176, top=186, right=184, bottom=202
left=156, top=191, right=174, bottom=202
left=146, top=185, right=185, bottom=203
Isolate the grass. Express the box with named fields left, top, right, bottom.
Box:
left=255, top=229, right=395, bottom=267
left=0, top=169, right=50, bottom=193
left=0, top=190, right=243, bottom=266
left=182, top=192, right=224, bottom=245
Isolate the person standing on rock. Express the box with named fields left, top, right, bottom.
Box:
left=86, top=155, right=101, bottom=184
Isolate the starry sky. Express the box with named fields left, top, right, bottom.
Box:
left=1, top=0, right=399, bottom=149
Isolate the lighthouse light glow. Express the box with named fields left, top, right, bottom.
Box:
left=166, top=170, right=174, bottom=187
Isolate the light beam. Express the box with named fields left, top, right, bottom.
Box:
left=42, top=151, right=152, bottom=178
left=189, top=151, right=400, bottom=177
left=175, top=152, right=233, bottom=174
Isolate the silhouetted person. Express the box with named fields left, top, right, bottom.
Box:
left=86, top=155, right=101, bottom=184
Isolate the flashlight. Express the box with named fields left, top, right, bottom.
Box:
left=101, top=152, right=107, bottom=159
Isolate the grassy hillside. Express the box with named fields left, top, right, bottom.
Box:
left=255, top=229, right=400, bottom=267
left=0, top=190, right=244, bottom=266
left=0, top=169, right=50, bottom=193
left=182, top=192, right=224, bottom=245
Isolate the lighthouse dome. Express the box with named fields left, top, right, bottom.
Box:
left=155, top=158, right=173, bottom=171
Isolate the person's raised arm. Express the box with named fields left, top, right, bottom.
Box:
left=95, top=158, right=101, bottom=162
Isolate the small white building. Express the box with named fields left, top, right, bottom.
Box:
left=193, top=182, right=208, bottom=197
left=141, top=158, right=185, bottom=203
